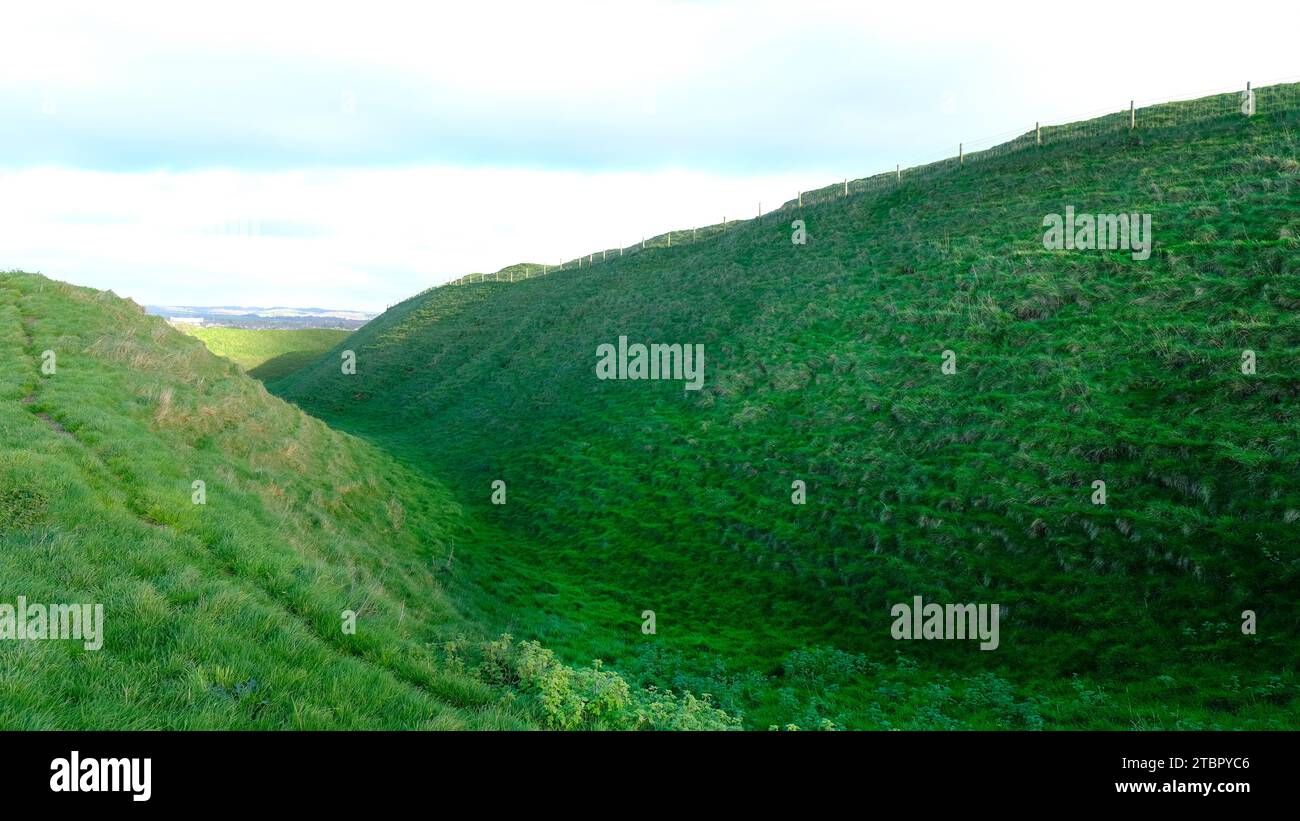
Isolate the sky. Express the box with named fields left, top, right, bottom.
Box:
left=2, top=0, right=1298, bottom=311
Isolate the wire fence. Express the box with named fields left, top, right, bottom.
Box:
left=433, top=78, right=1300, bottom=291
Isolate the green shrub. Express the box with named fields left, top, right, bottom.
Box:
left=481, top=634, right=740, bottom=730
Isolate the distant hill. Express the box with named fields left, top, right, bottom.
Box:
left=146, top=305, right=375, bottom=330
left=276, top=85, right=1300, bottom=729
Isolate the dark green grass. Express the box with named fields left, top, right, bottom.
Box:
left=276, top=89, right=1300, bottom=729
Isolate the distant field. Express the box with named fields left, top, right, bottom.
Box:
left=185, top=327, right=350, bottom=381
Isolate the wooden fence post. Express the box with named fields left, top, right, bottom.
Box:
left=1036, top=122, right=1041, bottom=145
left=959, top=143, right=963, bottom=165
left=1129, top=100, right=1135, bottom=129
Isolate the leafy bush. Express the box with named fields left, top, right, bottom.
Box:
left=481, top=634, right=741, bottom=730
left=784, top=645, right=877, bottom=685
left=960, top=673, right=1044, bottom=729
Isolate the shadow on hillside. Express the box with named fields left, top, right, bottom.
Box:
left=248, top=350, right=324, bottom=382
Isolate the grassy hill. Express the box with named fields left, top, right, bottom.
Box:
left=1, top=272, right=738, bottom=729
left=184, top=326, right=352, bottom=381
left=274, top=87, right=1300, bottom=729
left=0, top=272, right=526, bottom=728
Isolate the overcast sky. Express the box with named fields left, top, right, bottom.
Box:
left=2, top=0, right=1297, bottom=311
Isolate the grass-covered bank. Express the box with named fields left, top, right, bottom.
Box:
left=1, top=273, right=742, bottom=729
left=275, top=88, right=1300, bottom=729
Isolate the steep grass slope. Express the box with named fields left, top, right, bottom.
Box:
left=1, top=272, right=740, bottom=730
left=0, top=273, right=528, bottom=728
left=185, top=326, right=351, bottom=381
left=276, top=90, right=1300, bottom=729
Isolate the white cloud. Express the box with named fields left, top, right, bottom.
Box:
left=2, top=0, right=1298, bottom=308
left=0, top=165, right=813, bottom=311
